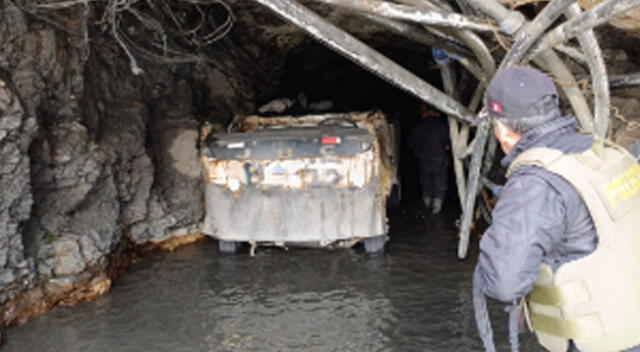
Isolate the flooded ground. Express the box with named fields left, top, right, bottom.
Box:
left=3, top=204, right=539, bottom=351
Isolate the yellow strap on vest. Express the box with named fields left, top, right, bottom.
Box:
left=506, top=148, right=564, bottom=177
left=530, top=312, right=605, bottom=339
left=506, top=141, right=611, bottom=178
left=528, top=280, right=591, bottom=306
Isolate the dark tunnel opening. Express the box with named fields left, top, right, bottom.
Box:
left=271, top=42, right=460, bottom=210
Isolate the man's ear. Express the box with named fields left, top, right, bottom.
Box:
left=493, top=120, right=521, bottom=154
left=493, top=120, right=509, bottom=140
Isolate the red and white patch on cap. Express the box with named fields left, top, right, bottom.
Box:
left=490, top=102, right=503, bottom=113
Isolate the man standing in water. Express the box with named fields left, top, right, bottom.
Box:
left=408, top=103, right=450, bottom=214
left=474, top=66, right=640, bottom=352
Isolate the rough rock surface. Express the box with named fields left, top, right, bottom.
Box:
left=0, top=3, right=45, bottom=302
left=599, top=27, right=640, bottom=149
left=0, top=73, right=34, bottom=297
left=0, top=0, right=281, bottom=323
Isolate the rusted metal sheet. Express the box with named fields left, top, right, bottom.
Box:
left=200, top=111, right=395, bottom=244
left=202, top=184, right=386, bottom=243
left=203, top=151, right=377, bottom=190
left=227, top=111, right=398, bottom=194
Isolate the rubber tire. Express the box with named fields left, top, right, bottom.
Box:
left=363, top=235, right=387, bottom=255
left=219, top=240, right=240, bottom=255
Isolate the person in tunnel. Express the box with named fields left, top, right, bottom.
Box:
left=407, top=103, right=450, bottom=214
left=473, top=66, right=640, bottom=352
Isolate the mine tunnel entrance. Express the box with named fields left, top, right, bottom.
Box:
left=4, top=0, right=640, bottom=343
left=277, top=42, right=458, bottom=208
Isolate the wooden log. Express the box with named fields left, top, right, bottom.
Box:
left=458, top=121, right=490, bottom=259
left=440, top=63, right=468, bottom=209
left=254, top=0, right=478, bottom=125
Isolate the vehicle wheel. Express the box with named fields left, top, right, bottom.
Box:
left=363, top=235, right=387, bottom=255
left=219, top=240, right=241, bottom=254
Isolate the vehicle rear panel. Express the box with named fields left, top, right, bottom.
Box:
left=200, top=112, right=392, bottom=244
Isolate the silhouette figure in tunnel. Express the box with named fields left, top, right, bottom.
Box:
left=408, top=103, right=450, bottom=214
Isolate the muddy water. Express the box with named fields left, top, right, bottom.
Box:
left=4, top=205, right=539, bottom=351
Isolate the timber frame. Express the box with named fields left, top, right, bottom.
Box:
left=253, top=0, right=640, bottom=258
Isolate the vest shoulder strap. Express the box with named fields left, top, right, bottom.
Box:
left=506, top=147, right=565, bottom=178
left=507, top=144, right=640, bottom=243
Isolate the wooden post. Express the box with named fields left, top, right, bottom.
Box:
left=440, top=63, right=468, bottom=209
left=458, top=121, right=490, bottom=259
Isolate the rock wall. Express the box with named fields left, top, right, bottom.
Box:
left=600, top=26, right=640, bottom=151
left=0, top=1, right=281, bottom=325
left=0, top=66, right=34, bottom=297
left=0, top=2, right=59, bottom=303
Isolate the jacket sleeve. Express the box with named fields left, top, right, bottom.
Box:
left=476, top=169, right=567, bottom=302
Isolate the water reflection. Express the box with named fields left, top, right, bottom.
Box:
left=4, top=205, right=538, bottom=351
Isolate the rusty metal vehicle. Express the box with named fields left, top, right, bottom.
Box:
left=200, top=111, right=398, bottom=254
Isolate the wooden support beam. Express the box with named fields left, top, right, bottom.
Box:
left=253, top=0, right=478, bottom=125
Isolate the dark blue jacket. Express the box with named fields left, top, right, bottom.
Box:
left=477, top=116, right=595, bottom=302
left=475, top=116, right=640, bottom=352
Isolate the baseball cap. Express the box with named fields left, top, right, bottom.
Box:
left=484, top=66, right=558, bottom=119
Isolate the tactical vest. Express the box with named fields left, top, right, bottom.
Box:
left=506, top=142, right=640, bottom=352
